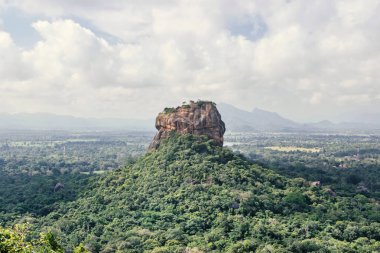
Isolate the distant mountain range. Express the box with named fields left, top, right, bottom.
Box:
left=217, top=103, right=299, bottom=131
left=0, top=104, right=379, bottom=132
left=217, top=103, right=380, bottom=132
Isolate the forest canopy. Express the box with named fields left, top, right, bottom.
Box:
left=1, top=134, right=374, bottom=252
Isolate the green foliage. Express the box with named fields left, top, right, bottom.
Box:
left=38, top=232, right=63, bottom=252
left=0, top=224, right=32, bottom=252
left=283, top=191, right=309, bottom=211
left=21, top=134, right=378, bottom=252
left=2, top=133, right=380, bottom=252
left=0, top=131, right=147, bottom=225
left=73, top=243, right=91, bottom=253
left=163, top=107, right=176, bottom=113
left=239, top=132, right=380, bottom=200
left=0, top=171, right=91, bottom=222
left=0, top=224, right=63, bottom=252
left=195, top=100, right=216, bottom=108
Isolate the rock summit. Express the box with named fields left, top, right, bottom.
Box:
left=149, top=101, right=226, bottom=150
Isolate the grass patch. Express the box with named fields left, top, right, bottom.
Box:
left=265, top=146, right=320, bottom=153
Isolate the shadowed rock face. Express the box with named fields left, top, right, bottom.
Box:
left=149, top=101, right=226, bottom=150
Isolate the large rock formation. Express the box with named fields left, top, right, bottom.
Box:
left=149, top=101, right=226, bottom=150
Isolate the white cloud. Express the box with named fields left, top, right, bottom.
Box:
left=0, top=0, right=380, bottom=121
left=310, top=92, right=323, bottom=105
left=337, top=94, right=371, bottom=105
left=0, top=31, right=31, bottom=81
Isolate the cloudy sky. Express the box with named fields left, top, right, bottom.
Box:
left=0, top=0, right=379, bottom=122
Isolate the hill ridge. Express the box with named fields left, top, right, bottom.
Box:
left=31, top=134, right=380, bottom=252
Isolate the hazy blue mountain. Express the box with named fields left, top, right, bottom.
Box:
left=217, top=103, right=380, bottom=132
left=0, top=113, right=153, bottom=131
left=217, top=103, right=301, bottom=131
left=1, top=105, right=379, bottom=132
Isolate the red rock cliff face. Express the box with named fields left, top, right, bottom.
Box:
left=149, top=101, right=226, bottom=150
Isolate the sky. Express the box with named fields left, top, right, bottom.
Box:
left=0, top=0, right=379, bottom=122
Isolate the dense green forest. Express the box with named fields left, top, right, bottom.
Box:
left=1, top=134, right=378, bottom=252
left=0, top=171, right=91, bottom=224
left=226, top=132, right=380, bottom=200
left=1, top=132, right=380, bottom=252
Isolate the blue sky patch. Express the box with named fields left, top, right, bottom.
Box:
left=1, top=7, right=41, bottom=48
left=227, top=14, right=267, bottom=41
left=1, top=7, right=122, bottom=49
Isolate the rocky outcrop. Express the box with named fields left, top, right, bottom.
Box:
left=149, top=101, right=226, bottom=150
left=54, top=183, right=64, bottom=192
